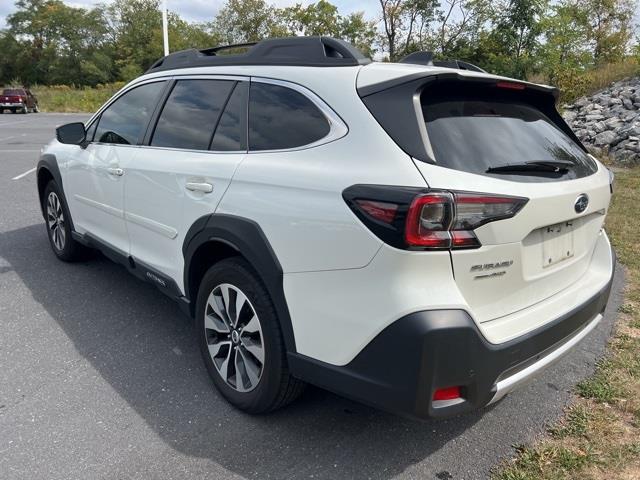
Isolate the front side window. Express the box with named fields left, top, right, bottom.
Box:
left=95, top=81, right=165, bottom=145
left=85, top=121, right=98, bottom=142
left=249, top=82, right=330, bottom=151
left=151, top=79, right=235, bottom=150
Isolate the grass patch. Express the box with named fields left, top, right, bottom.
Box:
left=494, top=167, right=640, bottom=479
left=31, top=83, right=125, bottom=113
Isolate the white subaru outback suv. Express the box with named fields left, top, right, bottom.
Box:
left=38, top=37, right=615, bottom=419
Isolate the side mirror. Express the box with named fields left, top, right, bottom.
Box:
left=56, top=122, right=86, bottom=145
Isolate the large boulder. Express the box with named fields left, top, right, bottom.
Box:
left=562, top=78, right=640, bottom=165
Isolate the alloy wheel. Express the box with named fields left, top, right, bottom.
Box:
left=204, top=283, right=265, bottom=392
left=47, top=192, right=66, bottom=251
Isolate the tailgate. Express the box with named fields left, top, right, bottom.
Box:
left=410, top=77, right=612, bottom=322
left=418, top=166, right=612, bottom=323
left=359, top=68, right=612, bottom=324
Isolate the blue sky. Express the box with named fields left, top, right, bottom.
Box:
left=0, top=0, right=381, bottom=29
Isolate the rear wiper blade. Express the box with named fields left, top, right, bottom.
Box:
left=486, top=160, right=573, bottom=175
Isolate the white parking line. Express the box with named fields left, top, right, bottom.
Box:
left=0, top=149, right=39, bottom=152
left=0, top=120, right=28, bottom=127
left=0, top=135, right=16, bottom=142
left=12, top=167, right=36, bottom=180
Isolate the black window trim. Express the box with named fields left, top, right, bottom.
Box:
left=248, top=76, right=348, bottom=154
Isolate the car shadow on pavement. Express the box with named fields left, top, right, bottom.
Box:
left=1, top=224, right=495, bottom=479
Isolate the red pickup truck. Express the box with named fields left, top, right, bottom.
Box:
left=0, top=88, right=39, bottom=114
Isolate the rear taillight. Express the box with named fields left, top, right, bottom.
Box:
left=354, top=199, right=398, bottom=224
left=343, top=185, right=528, bottom=251
left=405, top=192, right=454, bottom=248
left=405, top=191, right=527, bottom=249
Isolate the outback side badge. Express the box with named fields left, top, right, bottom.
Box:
left=574, top=194, right=589, bottom=214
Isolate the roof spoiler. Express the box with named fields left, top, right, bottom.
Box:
left=399, top=51, right=487, bottom=73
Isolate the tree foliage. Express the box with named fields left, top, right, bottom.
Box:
left=0, top=0, right=637, bottom=88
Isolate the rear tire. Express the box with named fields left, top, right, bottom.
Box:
left=197, top=257, right=305, bottom=413
left=42, top=181, right=86, bottom=262
left=21, top=106, right=28, bottom=114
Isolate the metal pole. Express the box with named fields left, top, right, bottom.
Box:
left=162, top=0, right=169, bottom=56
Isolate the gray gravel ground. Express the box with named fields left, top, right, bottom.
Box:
left=0, top=113, right=624, bottom=480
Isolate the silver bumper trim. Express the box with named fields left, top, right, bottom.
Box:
left=489, top=312, right=603, bottom=404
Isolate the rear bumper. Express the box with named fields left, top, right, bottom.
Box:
left=0, top=103, right=23, bottom=108
left=288, top=246, right=615, bottom=419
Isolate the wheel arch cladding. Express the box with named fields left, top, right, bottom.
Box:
left=37, top=154, right=74, bottom=231
left=183, top=214, right=297, bottom=353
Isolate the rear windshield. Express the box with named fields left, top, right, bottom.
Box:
left=2, top=89, right=24, bottom=95
left=421, top=86, right=596, bottom=179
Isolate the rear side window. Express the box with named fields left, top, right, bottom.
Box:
left=95, top=82, right=165, bottom=145
left=249, top=82, right=330, bottom=151
left=151, top=79, right=235, bottom=150
left=421, top=86, right=596, bottom=179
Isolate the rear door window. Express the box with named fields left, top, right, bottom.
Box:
left=151, top=79, right=235, bottom=150
left=249, top=82, right=330, bottom=151
left=422, top=86, right=596, bottom=178
left=95, top=81, right=165, bottom=145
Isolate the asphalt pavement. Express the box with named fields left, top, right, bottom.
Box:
left=0, top=113, right=625, bottom=480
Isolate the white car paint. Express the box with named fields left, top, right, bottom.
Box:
left=63, top=142, right=133, bottom=253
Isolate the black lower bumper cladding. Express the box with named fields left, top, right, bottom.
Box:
left=288, top=252, right=615, bottom=420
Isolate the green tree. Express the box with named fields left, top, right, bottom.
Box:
left=105, top=0, right=163, bottom=76
left=379, top=0, right=438, bottom=60
left=280, top=1, right=377, bottom=56
left=538, top=1, right=592, bottom=83
left=211, top=0, right=288, bottom=44
left=281, top=0, right=340, bottom=35
left=339, top=12, right=378, bottom=58
left=485, top=0, right=548, bottom=78
left=576, top=0, right=636, bottom=63
left=6, top=0, right=112, bottom=85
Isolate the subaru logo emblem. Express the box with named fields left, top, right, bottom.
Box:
left=574, top=194, right=589, bottom=214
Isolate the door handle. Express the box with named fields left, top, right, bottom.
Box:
left=107, top=167, right=124, bottom=177
left=186, top=182, right=213, bottom=193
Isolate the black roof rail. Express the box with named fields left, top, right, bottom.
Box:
left=200, top=42, right=258, bottom=56
left=399, top=51, right=487, bottom=73
left=146, top=36, right=371, bottom=73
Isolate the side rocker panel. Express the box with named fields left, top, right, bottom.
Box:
left=183, top=214, right=297, bottom=353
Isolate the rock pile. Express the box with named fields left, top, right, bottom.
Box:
left=562, top=78, right=640, bottom=164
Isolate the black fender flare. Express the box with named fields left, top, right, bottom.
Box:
left=183, top=214, right=297, bottom=353
left=37, top=153, right=76, bottom=231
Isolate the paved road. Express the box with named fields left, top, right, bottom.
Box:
left=0, top=113, right=624, bottom=480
